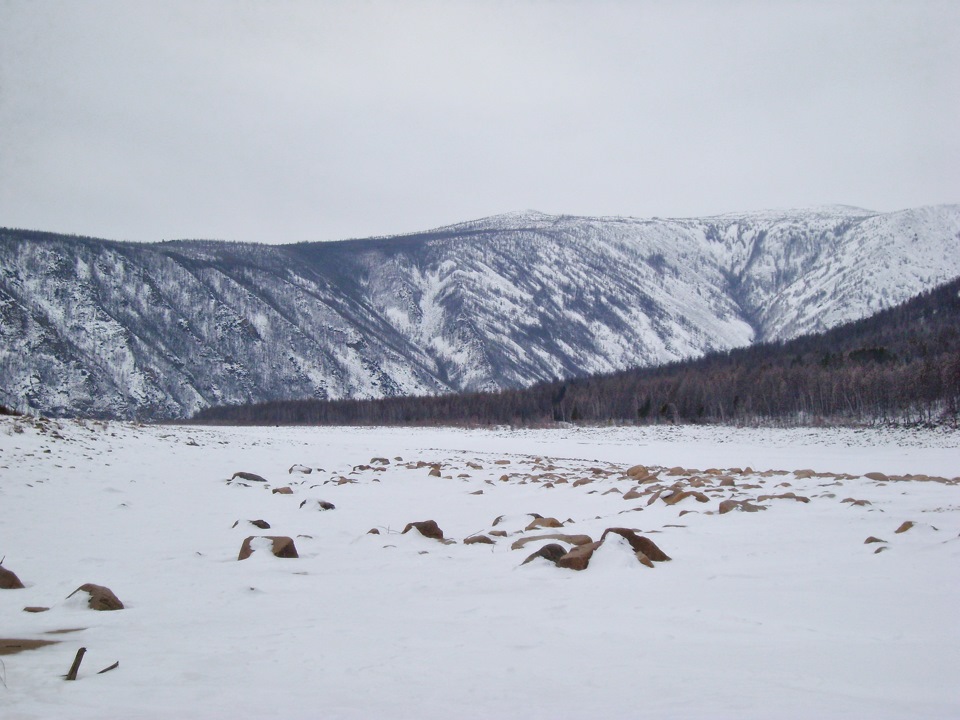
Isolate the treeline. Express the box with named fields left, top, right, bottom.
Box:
left=191, top=277, right=960, bottom=427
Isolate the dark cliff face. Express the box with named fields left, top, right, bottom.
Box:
left=1, top=205, right=958, bottom=419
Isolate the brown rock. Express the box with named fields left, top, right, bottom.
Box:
left=864, top=536, right=886, bottom=544
left=250, top=519, right=271, bottom=529
left=469, top=490, right=484, bottom=495
left=272, top=487, right=294, bottom=495
left=557, top=541, right=602, bottom=571
left=510, top=533, right=594, bottom=550
left=572, top=477, right=594, bottom=487
left=894, top=521, right=914, bottom=534
left=525, top=517, right=563, bottom=531
left=367, top=528, right=381, bottom=535
left=428, top=466, right=442, bottom=477
left=0, top=565, right=25, bottom=590
left=23, top=606, right=50, bottom=613
left=238, top=536, right=299, bottom=560
left=494, top=459, right=511, bottom=465
left=864, top=472, right=888, bottom=481
left=718, top=499, right=764, bottom=514
left=626, top=464, right=649, bottom=478
left=718, top=476, right=736, bottom=487
left=232, top=471, right=267, bottom=483
left=67, top=583, right=124, bottom=610
left=370, top=457, right=390, bottom=465
left=757, top=492, right=810, bottom=503
left=662, top=489, right=709, bottom=505
left=299, top=499, right=335, bottom=510
left=464, top=535, right=495, bottom=545
left=622, top=487, right=644, bottom=500
left=489, top=530, right=508, bottom=538
left=600, top=528, right=671, bottom=561
left=402, top=520, right=444, bottom=540
left=521, top=543, right=568, bottom=566
left=0, top=637, right=59, bottom=654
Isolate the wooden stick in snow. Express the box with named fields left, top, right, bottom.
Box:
left=65, top=647, right=86, bottom=680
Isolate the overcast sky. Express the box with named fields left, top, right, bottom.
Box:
left=1, top=1, right=958, bottom=244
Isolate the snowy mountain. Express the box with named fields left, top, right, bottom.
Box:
left=1, top=204, right=958, bottom=419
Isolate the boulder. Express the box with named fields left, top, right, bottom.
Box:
left=626, top=464, right=648, bottom=479
left=428, top=466, right=442, bottom=478
left=757, top=492, right=810, bottom=503
left=662, top=489, right=709, bottom=506
left=67, top=583, right=124, bottom=610
left=600, top=528, right=671, bottom=561
left=525, top=517, right=563, bottom=531
left=232, top=471, right=267, bottom=483
left=510, top=533, right=594, bottom=550
left=521, top=543, right=568, bottom=566
left=464, top=535, right=495, bottom=545
left=402, top=520, right=444, bottom=541
left=231, top=518, right=271, bottom=529
left=238, top=536, right=299, bottom=560
left=300, top=499, right=335, bottom=511
left=894, top=521, right=914, bottom=534
left=622, top=487, right=644, bottom=500
left=272, top=487, right=294, bottom=495
left=0, top=565, right=25, bottom=590
left=718, top=499, right=764, bottom=514
left=864, top=472, right=888, bottom=481
left=557, top=541, right=602, bottom=571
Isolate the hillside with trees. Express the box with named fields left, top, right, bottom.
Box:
left=191, top=277, right=960, bottom=428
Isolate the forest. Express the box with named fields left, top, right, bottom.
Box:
left=190, top=277, right=960, bottom=428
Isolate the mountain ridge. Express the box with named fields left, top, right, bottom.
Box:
left=1, top=204, right=958, bottom=419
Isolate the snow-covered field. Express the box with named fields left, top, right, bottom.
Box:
left=1, top=418, right=958, bottom=719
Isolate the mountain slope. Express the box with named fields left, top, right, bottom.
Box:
left=1, top=204, right=958, bottom=419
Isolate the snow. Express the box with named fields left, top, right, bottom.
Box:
left=1, top=418, right=958, bottom=719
